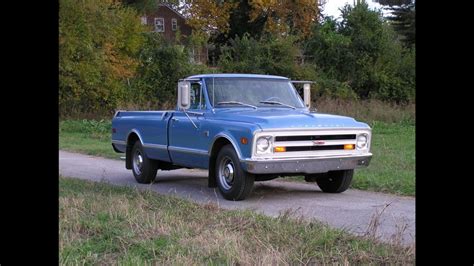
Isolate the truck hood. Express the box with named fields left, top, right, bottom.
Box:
left=212, top=108, right=370, bottom=130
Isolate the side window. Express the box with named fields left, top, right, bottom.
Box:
left=172, top=18, right=178, bottom=31
left=189, top=83, right=206, bottom=110
left=154, top=18, right=164, bottom=32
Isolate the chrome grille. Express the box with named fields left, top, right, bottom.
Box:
left=275, top=134, right=356, bottom=142
left=252, top=128, right=371, bottom=159
left=285, top=145, right=347, bottom=152
left=275, top=134, right=356, bottom=152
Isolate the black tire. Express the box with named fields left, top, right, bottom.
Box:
left=316, top=170, right=353, bottom=193
left=131, top=141, right=158, bottom=184
left=304, top=173, right=324, bottom=183
left=215, top=144, right=255, bottom=200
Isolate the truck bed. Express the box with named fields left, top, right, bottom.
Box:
left=111, top=111, right=174, bottom=162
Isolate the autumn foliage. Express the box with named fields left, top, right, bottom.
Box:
left=185, top=0, right=237, bottom=35
left=249, top=0, right=319, bottom=37
left=182, top=0, right=319, bottom=39
left=59, top=0, right=144, bottom=115
left=59, top=0, right=415, bottom=117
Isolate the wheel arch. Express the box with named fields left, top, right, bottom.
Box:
left=208, top=134, right=242, bottom=187
left=125, top=129, right=145, bottom=169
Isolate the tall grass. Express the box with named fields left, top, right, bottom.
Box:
left=60, top=177, right=414, bottom=265
left=62, top=98, right=416, bottom=125
left=59, top=102, right=176, bottom=120
left=315, top=98, right=415, bottom=125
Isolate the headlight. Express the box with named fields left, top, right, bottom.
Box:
left=256, top=136, right=271, bottom=153
left=356, top=134, right=368, bottom=149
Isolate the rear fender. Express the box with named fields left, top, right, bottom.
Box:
left=125, top=129, right=145, bottom=169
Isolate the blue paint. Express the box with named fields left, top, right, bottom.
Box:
left=111, top=74, right=370, bottom=169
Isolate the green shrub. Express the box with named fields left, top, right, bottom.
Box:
left=313, top=77, right=358, bottom=100
left=127, top=33, right=216, bottom=110
left=127, top=34, right=189, bottom=108
left=60, top=120, right=111, bottom=134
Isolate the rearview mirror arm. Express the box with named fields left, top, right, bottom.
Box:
left=181, top=107, right=198, bottom=129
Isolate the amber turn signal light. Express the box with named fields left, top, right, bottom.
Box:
left=241, top=137, right=248, bottom=144
left=344, top=144, right=355, bottom=150
left=274, top=146, right=286, bottom=152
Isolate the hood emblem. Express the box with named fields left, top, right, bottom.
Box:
left=313, top=140, right=325, bottom=145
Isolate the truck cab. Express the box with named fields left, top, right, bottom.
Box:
left=112, top=74, right=372, bottom=200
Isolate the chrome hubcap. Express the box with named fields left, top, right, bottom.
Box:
left=133, top=150, right=144, bottom=175
left=218, top=156, right=235, bottom=191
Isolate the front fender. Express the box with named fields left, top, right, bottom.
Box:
left=206, top=119, right=260, bottom=160
left=209, top=132, right=245, bottom=160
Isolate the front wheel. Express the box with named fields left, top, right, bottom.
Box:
left=131, top=141, right=158, bottom=184
left=215, top=145, right=255, bottom=200
left=316, top=170, right=353, bottom=193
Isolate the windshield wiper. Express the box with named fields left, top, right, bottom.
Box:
left=216, top=101, right=257, bottom=109
left=259, top=101, right=296, bottom=109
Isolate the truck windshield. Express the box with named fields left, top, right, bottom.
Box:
left=205, top=78, right=305, bottom=108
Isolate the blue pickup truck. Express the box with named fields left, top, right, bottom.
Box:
left=111, top=74, right=372, bottom=200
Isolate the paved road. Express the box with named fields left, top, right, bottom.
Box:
left=59, top=150, right=415, bottom=246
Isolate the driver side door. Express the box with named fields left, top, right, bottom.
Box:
left=168, top=82, right=209, bottom=168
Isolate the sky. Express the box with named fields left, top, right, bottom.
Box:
left=322, top=0, right=387, bottom=19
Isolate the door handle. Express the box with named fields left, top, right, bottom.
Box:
left=172, top=118, right=179, bottom=122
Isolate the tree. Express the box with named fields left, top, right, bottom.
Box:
left=184, top=0, right=237, bottom=36
left=373, top=0, right=415, bottom=47
left=305, top=1, right=415, bottom=102
left=129, top=33, right=191, bottom=107
left=129, top=33, right=214, bottom=108
left=373, top=0, right=412, bottom=6
left=120, top=0, right=181, bottom=13
left=220, top=0, right=268, bottom=41
left=59, top=0, right=145, bottom=115
left=249, top=0, right=320, bottom=38
left=187, top=0, right=323, bottom=44
left=198, top=0, right=324, bottom=64
left=218, top=34, right=317, bottom=81
left=384, top=2, right=415, bottom=47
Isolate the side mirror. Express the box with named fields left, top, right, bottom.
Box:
left=177, top=81, right=190, bottom=109
left=303, top=83, right=311, bottom=108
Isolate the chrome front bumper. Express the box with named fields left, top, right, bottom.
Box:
left=241, top=153, right=372, bottom=174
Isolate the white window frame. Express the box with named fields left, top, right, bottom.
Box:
left=171, top=18, right=178, bottom=31
left=154, top=17, right=164, bottom=32
left=140, top=16, right=147, bottom=25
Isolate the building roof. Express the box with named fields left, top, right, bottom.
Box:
left=186, top=73, right=289, bottom=80
left=157, top=4, right=186, bottom=20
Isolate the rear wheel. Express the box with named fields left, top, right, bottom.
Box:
left=131, top=141, right=158, bottom=184
left=316, top=170, right=353, bottom=193
left=215, top=145, right=255, bottom=200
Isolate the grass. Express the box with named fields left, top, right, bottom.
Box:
left=59, top=119, right=118, bottom=159
left=59, top=177, right=414, bottom=264
left=286, top=121, right=415, bottom=196
left=303, top=99, right=415, bottom=195
left=352, top=121, right=415, bottom=195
